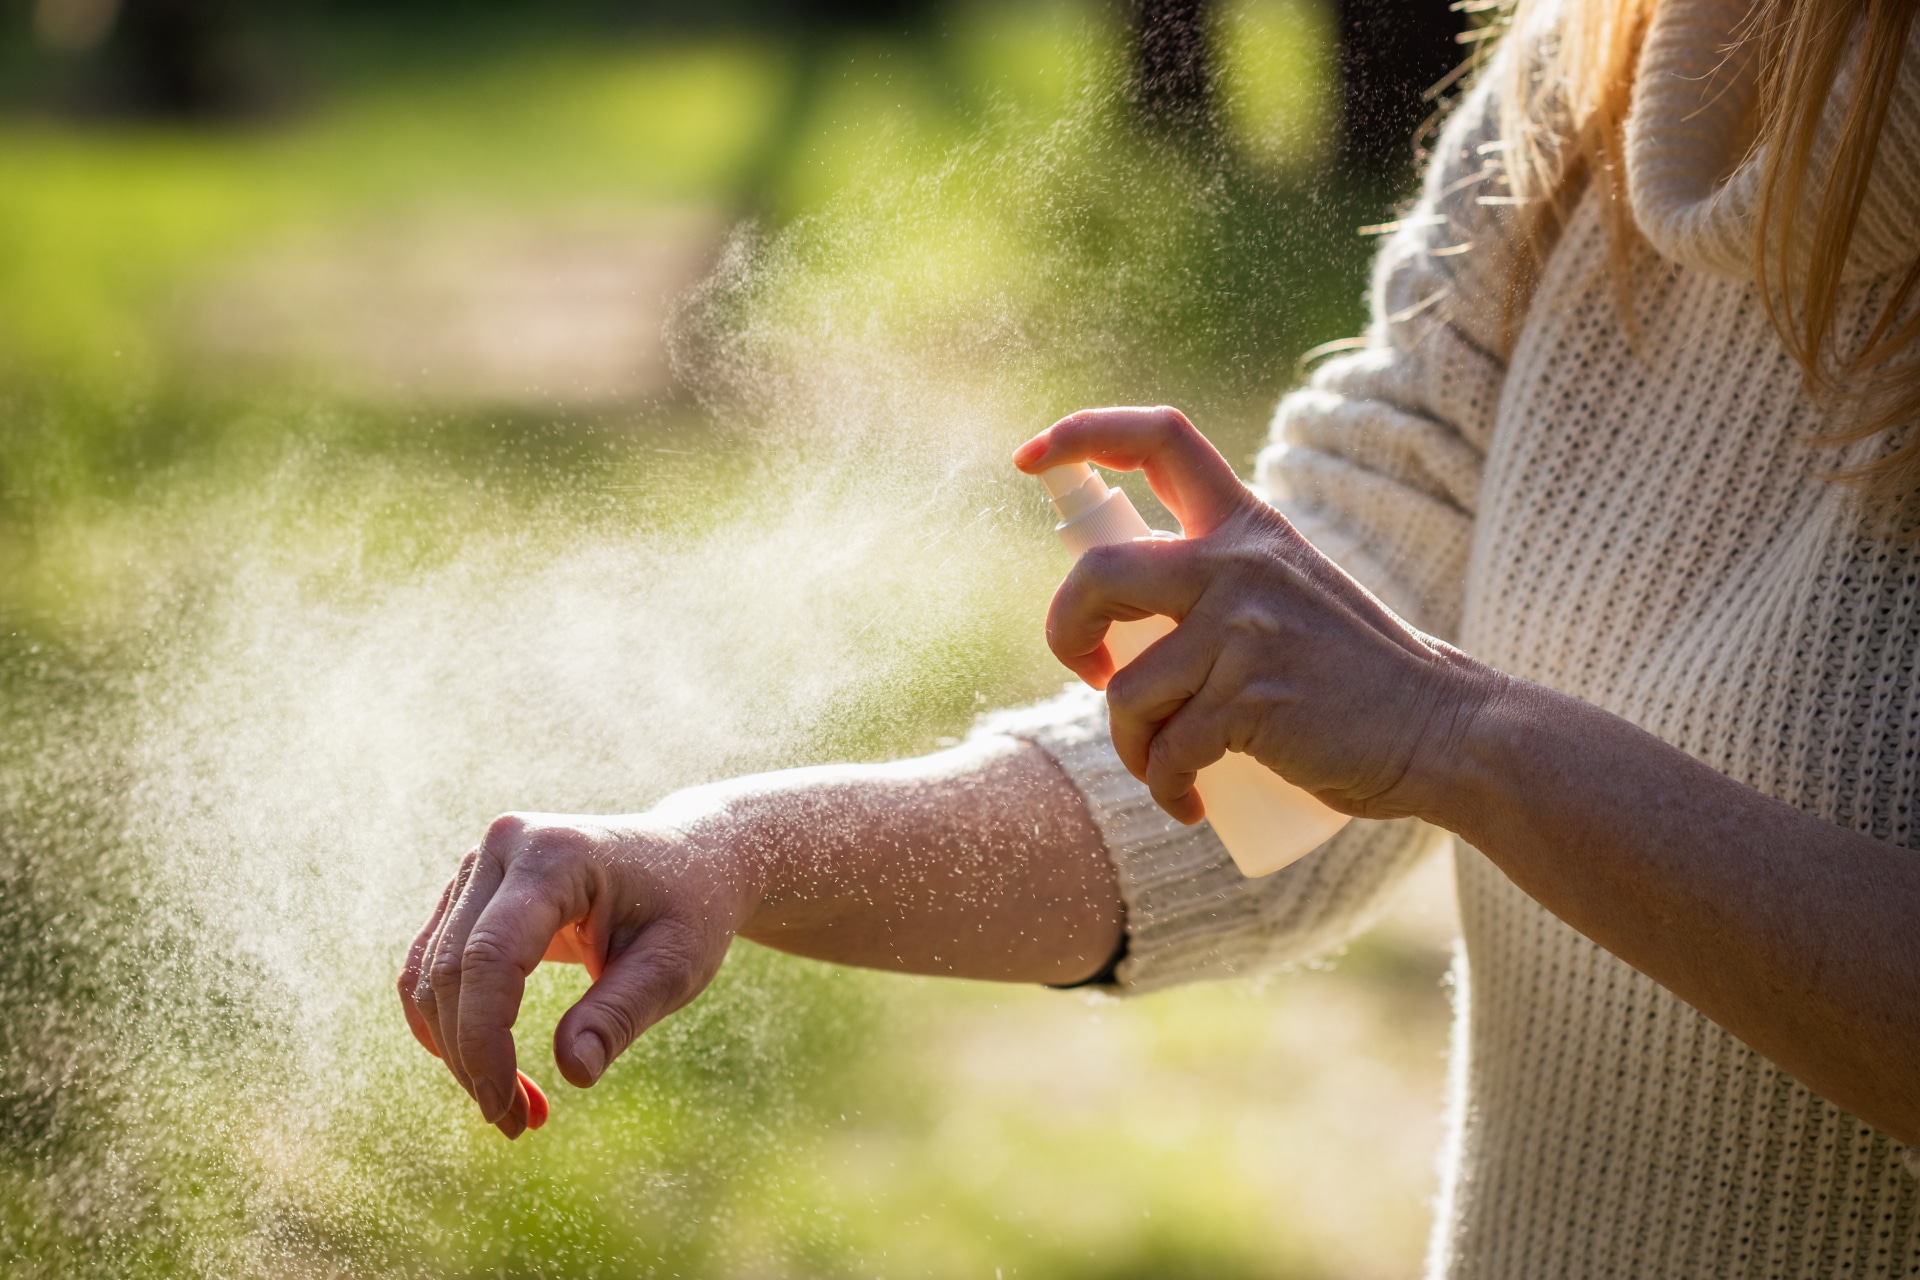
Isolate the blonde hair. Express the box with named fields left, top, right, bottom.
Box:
left=1490, top=0, right=1920, bottom=525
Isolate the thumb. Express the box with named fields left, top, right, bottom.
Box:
left=1014, top=406, right=1251, bottom=538
left=552, top=918, right=714, bottom=1088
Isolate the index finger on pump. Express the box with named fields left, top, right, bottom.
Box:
left=1013, top=406, right=1250, bottom=539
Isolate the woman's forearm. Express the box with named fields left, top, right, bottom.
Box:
left=674, top=735, right=1124, bottom=986
left=1430, top=677, right=1920, bottom=1145
left=399, top=733, right=1121, bottom=1136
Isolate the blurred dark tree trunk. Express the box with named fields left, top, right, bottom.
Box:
left=794, top=0, right=928, bottom=25
left=1124, top=0, right=1462, bottom=164
left=1129, top=0, right=1219, bottom=141
left=1336, top=0, right=1464, bottom=168
left=112, top=0, right=239, bottom=116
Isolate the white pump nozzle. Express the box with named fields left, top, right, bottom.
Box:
left=1036, top=462, right=1153, bottom=556
left=1038, top=463, right=1096, bottom=499
left=1037, top=464, right=1109, bottom=523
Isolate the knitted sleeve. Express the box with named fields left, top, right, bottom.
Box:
left=983, top=686, right=1448, bottom=992
left=1256, top=59, right=1524, bottom=644
left=987, top=67, right=1524, bottom=994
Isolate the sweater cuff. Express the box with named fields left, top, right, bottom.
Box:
left=980, top=685, right=1309, bottom=993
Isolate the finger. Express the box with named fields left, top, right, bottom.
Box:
left=552, top=918, right=711, bottom=1090
left=520, top=1071, right=550, bottom=1130
left=457, top=852, right=594, bottom=1123
left=399, top=873, right=458, bottom=1058
left=420, top=851, right=483, bottom=1089
left=1144, top=689, right=1242, bottom=824
left=1013, top=406, right=1251, bottom=538
left=413, top=851, right=478, bottom=1072
left=1046, top=538, right=1203, bottom=683
left=1104, top=621, right=1220, bottom=782
left=495, top=1075, right=530, bottom=1141
left=427, top=849, right=508, bottom=1102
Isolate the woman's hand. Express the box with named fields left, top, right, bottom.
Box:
left=398, top=810, right=757, bottom=1140
left=398, top=739, right=1123, bottom=1139
left=1025, top=407, right=1920, bottom=1145
left=1015, top=405, right=1502, bottom=826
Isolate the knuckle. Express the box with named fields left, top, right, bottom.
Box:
left=1146, top=729, right=1181, bottom=769
left=593, top=1002, right=639, bottom=1051
left=453, top=1022, right=496, bottom=1061
left=1215, top=681, right=1287, bottom=756
left=426, top=950, right=463, bottom=991
left=446, top=853, right=478, bottom=896
left=1148, top=773, right=1190, bottom=812
left=520, top=826, right=593, bottom=871
left=1105, top=664, right=1160, bottom=718
left=1149, top=716, right=1212, bottom=772
left=482, top=813, right=527, bottom=857
left=1240, top=672, right=1289, bottom=713
left=1077, top=542, right=1126, bottom=583
left=461, top=928, right=520, bottom=974
left=1221, top=602, right=1282, bottom=641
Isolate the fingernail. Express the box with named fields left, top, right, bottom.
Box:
left=1012, top=437, right=1046, bottom=469
left=474, top=1077, right=506, bottom=1123
left=573, top=1031, right=607, bottom=1082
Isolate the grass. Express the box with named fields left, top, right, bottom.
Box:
left=0, top=2, right=1454, bottom=1276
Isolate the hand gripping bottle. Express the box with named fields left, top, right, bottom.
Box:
left=1037, top=463, right=1350, bottom=877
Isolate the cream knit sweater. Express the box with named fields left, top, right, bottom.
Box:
left=992, top=0, right=1920, bottom=1272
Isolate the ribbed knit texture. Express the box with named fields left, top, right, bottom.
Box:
left=984, top=687, right=1443, bottom=993
left=996, top=0, right=1920, bottom=1273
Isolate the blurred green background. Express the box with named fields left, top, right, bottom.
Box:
left=0, top=0, right=1464, bottom=1276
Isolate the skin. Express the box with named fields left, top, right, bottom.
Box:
left=402, top=405, right=1920, bottom=1150
left=398, top=739, right=1120, bottom=1139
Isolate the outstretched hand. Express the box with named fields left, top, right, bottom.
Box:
left=398, top=812, right=753, bottom=1139
left=1015, top=405, right=1500, bottom=825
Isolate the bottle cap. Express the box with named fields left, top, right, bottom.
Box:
left=1038, top=464, right=1109, bottom=523
left=1036, top=464, right=1155, bottom=556
left=1038, top=463, right=1096, bottom=500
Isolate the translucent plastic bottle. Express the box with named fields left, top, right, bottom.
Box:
left=1037, top=463, right=1350, bottom=877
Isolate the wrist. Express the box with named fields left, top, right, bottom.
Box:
left=1410, top=668, right=1542, bottom=844
left=1393, top=661, right=1520, bottom=838
left=643, top=783, right=779, bottom=938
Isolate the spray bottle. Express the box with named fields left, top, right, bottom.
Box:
left=1037, top=463, right=1350, bottom=878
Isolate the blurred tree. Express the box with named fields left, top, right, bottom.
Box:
left=30, top=0, right=122, bottom=51
left=14, top=0, right=1463, bottom=170
left=793, top=0, right=929, bottom=25
left=108, top=0, right=249, bottom=115
left=1123, top=0, right=1463, bottom=168
left=1335, top=0, right=1463, bottom=167
left=1129, top=0, right=1219, bottom=141
left=24, top=0, right=275, bottom=117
